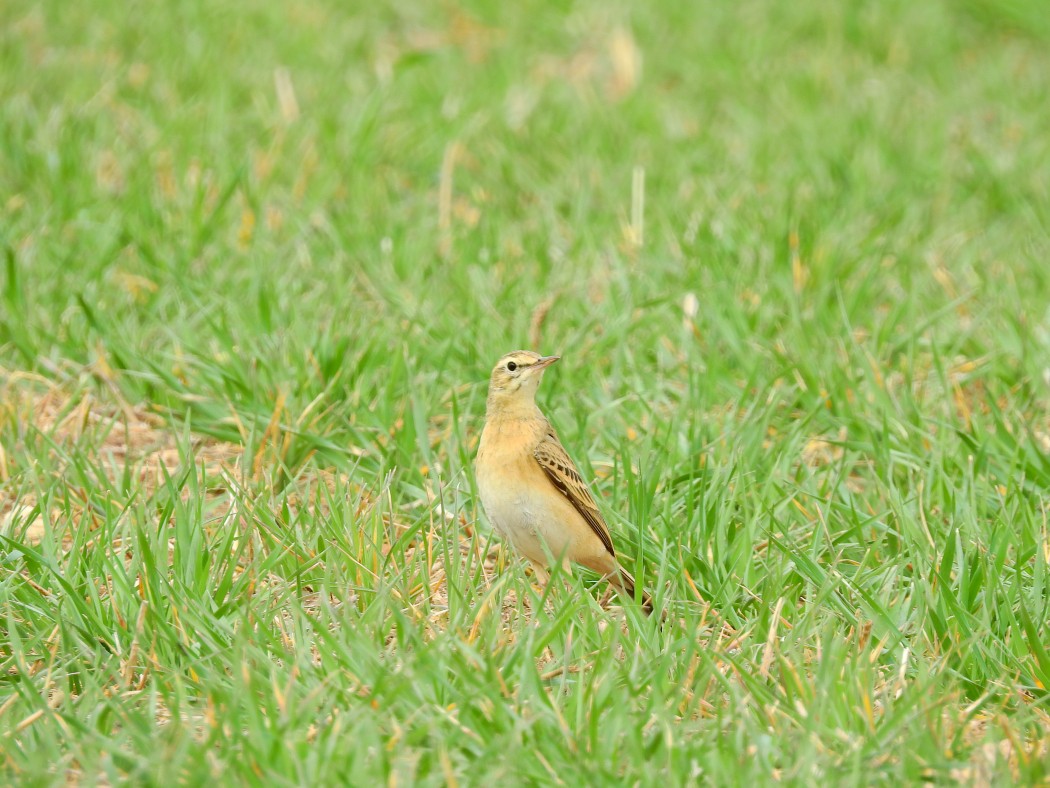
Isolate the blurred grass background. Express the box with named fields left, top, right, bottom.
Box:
left=2, top=0, right=1049, bottom=783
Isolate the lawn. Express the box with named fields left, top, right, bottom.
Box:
left=2, top=0, right=1049, bottom=783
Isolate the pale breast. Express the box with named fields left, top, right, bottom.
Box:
left=476, top=419, right=585, bottom=566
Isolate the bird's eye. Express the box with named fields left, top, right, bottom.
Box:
left=506, top=361, right=518, bottom=372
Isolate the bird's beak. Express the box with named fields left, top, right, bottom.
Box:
left=534, top=355, right=560, bottom=369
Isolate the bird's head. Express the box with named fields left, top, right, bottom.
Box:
left=485, top=350, right=560, bottom=413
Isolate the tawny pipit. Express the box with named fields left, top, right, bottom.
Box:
left=476, top=351, right=653, bottom=615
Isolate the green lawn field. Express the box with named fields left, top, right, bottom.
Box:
left=2, top=0, right=1049, bottom=783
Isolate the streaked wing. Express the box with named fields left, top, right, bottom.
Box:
left=533, top=427, right=616, bottom=558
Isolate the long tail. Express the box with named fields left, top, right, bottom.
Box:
left=611, top=565, right=654, bottom=617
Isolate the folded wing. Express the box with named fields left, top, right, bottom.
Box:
left=533, top=427, right=616, bottom=558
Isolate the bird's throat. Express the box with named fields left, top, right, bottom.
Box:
left=485, top=391, right=542, bottom=422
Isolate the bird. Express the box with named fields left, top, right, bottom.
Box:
left=475, top=350, right=653, bottom=615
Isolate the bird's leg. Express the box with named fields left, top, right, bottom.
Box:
left=528, top=560, right=550, bottom=587
left=524, top=560, right=551, bottom=619
left=549, top=561, right=578, bottom=611
left=526, top=560, right=574, bottom=614
left=557, top=560, right=574, bottom=597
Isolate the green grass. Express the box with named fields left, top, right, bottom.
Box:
left=2, top=0, right=1050, bottom=783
